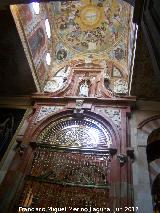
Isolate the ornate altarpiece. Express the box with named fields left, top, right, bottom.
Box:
left=0, top=63, right=135, bottom=212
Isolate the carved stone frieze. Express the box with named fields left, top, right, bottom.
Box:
left=35, top=106, right=64, bottom=123
left=97, top=108, right=121, bottom=130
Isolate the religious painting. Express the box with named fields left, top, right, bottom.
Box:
left=28, top=27, right=45, bottom=59
left=114, top=47, right=125, bottom=60
left=55, top=43, right=70, bottom=63
left=108, top=40, right=126, bottom=61
left=37, top=62, right=46, bottom=87
left=18, top=5, right=33, bottom=26
left=0, top=108, right=25, bottom=161
left=56, top=49, right=67, bottom=61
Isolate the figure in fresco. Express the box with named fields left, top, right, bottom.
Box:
left=38, top=63, right=46, bottom=85
left=28, top=27, right=45, bottom=58
left=114, top=47, right=125, bottom=60
left=104, top=4, right=111, bottom=25
left=79, top=80, right=90, bottom=97
left=108, top=22, right=118, bottom=43
left=108, top=42, right=126, bottom=61
left=57, top=17, right=67, bottom=30
left=101, top=61, right=111, bottom=91
left=112, top=66, right=122, bottom=77
left=113, top=4, right=122, bottom=23
left=19, top=5, right=33, bottom=26
left=100, top=60, right=109, bottom=76
left=68, top=10, right=76, bottom=23
left=56, top=49, right=67, bottom=61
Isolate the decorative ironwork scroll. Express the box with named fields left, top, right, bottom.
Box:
left=19, top=180, right=110, bottom=209
left=38, top=117, right=112, bottom=149
left=97, top=108, right=121, bottom=131
left=17, top=116, right=114, bottom=210
left=18, top=148, right=111, bottom=209
left=30, top=147, right=111, bottom=187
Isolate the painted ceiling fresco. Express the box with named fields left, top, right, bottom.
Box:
left=48, top=0, right=133, bottom=77
left=54, top=0, right=127, bottom=53
left=11, top=0, right=134, bottom=93
left=11, top=3, right=53, bottom=91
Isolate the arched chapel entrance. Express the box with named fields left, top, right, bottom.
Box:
left=11, top=109, right=132, bottom=212
left=0, top=52, right=135, bottom=212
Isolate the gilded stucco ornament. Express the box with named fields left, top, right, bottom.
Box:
left=97, top=108, right=121, bottom=130
left=38, top=117, right=112, bottom=148
left=44, top=66, right=71, bottom=92
left=113, top=79, right=128, bottom=94
left=35, top=106, right=64, bottom=123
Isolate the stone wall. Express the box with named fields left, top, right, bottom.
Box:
left=130, top=100, right=160, bottom=213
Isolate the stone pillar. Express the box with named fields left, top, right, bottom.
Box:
left=135, top=145, right=153, bottom=212
left=130, top=113, right=153, bottom=213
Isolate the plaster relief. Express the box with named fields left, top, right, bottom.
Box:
left=44, top=66, right=71, bottom=93
left=113, top=79, right=128, bottom=94
left=35, top=106, right=64, bottom=123
left=97, top=108, right=121, bottom=130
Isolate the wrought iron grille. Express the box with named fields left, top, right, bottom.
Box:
left=17, top=116, right=113, bottom=211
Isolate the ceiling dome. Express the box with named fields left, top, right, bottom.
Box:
left=53, top=0, right=128, bottom=53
